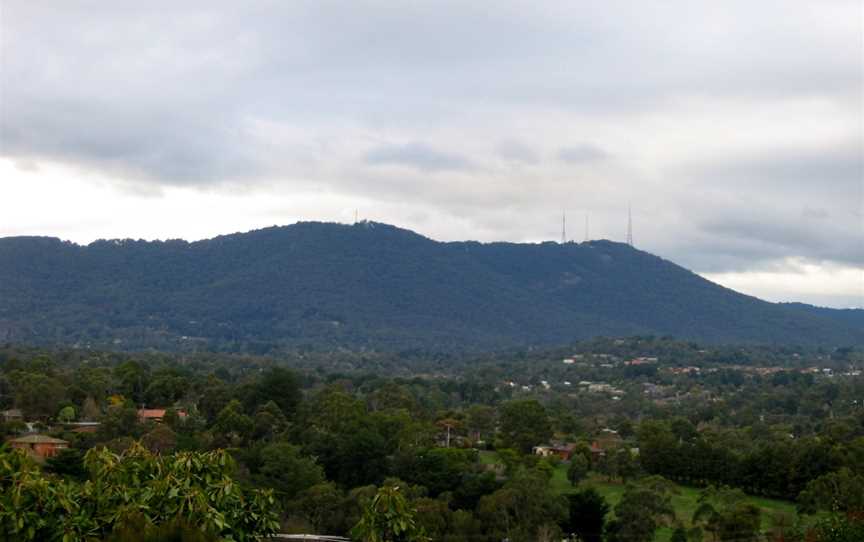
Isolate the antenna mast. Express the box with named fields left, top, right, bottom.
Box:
left=561, top=211, right=567, bottom=244
left=626, top=205, right=634, bottom=246
left=584, top=213, right=589, bottom=242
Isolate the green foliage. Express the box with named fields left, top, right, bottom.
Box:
left=605, top=477, right=677, bottom=542
left=245, top=368, right=301, bottom=418
left=44, top=448, right=87, bottom=481
left=393, top=447, right=477, bottom=497
left=798, top=468, right=864, bottom=515
left=351, top=484, right=428, bottom=542
left=294, top=482, right=349, bottom=534
left=807, top=513, right=864, bottom=542
left=476, top=468, right=567, bottom=542
left=692, top=486, right=761, bottom=542
left=11, top=372, right=66, bottom=420
left=567, top=454, right=589, bottom=489
left=57, top=405, right=76, bottom=423
left=563, top=488, right=609, bottom=542
left=102, top=517, right=222, bottom=542
left=4, top=223, right=861, bottom=351
left=212, top=399, right=253, bottom=446
left=0, top=442, right=280, bottom=541
left=257, top=441, right=324, bottom=499
left=141, top=424, right=178, bottom=454
left=499, top=399, right=552, bottom=454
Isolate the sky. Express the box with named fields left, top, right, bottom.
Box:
left=1, top=1, right=862, bottom=308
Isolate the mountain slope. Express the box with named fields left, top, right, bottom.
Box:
left=0, top=222, right=860, bottom=351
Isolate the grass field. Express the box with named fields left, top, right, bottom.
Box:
left=481, top=451, right=799, bottom=542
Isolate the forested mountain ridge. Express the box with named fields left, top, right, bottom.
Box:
left=0, top=221, right=860, bottom=351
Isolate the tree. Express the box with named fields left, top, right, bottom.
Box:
left=257, top=442, right=324, bottom=499
left=670, top=525, right=689, bottom=542
left=499, top=400, right=552, bottom=454
left=98, top=405, right=140, bottom=440
left=394, top=447, right=476, bottom=497
left=692, top=486, right=761, bottom=542
left=413, top=497, right=451, bottom=540
left=637, top=420, right=678, bottom=477
left=605, top=477, right=676, bottom=542
left=466, top=405, right=496, bottom=443
left=212, top=399, right=253, bottom=446
left=612, top=447, right=640, bottom=483
left=312, top=421, right=390, bottom=488
left=81, top=396, right=101, bottom=421
left=252, top=400, right=288, bottom=441
left=562, top=488, right=609, bottom=542
left=13, top=372, right=66, bottom=420
left=807, top=512, right=864, bottom=542
left=295, top=482, right=348, bottom=535
left=114, top=360, right=150, bottom=404
left=477, top=468, right=567, bottom=542
left=351, top=484, right=428, bottom=542
left=198, top=375, right=232, bottom=424
left=435, top=417, right=461, bottom=448
left=44, top=448, right=87, bottom=480
left=144, top=374, right=189, bottom=406
left=567, top=454, right=589, bottom=487
left=57, top=405, right=76, bottom=423
left=141, top=424, right=178, bottom=454
left=0, top=442, right=280, bottom=541
left=246, top=367, right=301, bottom=418
left=797, top=468, right=864, bottom=515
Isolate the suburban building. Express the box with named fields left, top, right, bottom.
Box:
left=138, top=408, right=188, bottom=424
left=1, top=409, right=23, bottom=423
left=7, top=434, right=69, bottom=459
left=66, top=422, right=101, bottom=434
left=533, top=442, right=578, bottom=461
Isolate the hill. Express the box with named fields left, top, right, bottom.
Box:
left=0, top=221, right=860, bottom=352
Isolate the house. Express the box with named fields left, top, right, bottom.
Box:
left=589, top=441, right=606, bottom=460
left=589, top=431, right=624, bottom=461
left=533, top=442, right=578, bottom=461
left=138, top=408, right=188, bottom=424
left=7, top=434, right=69, bottom=459
left=1, top=409, right=23, bottom=423
left=66, top=422, right=101, bottom=434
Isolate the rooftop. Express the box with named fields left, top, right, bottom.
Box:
left=8, top=434, right=69, bottom=445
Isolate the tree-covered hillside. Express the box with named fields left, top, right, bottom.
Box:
left=0, top=221, right=860, bottom=352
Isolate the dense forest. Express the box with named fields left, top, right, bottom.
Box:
left=1, top=222, right=862, bottom=352
left=1, top=339, right=862, bottom=541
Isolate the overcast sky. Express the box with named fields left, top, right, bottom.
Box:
left=1, top=1, right=862, bottom=308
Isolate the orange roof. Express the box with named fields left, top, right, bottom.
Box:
left=8, top=434, right=69, bottom=445
left=138, top=408, right=187, bottom=419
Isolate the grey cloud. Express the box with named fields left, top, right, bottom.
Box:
left=1, top=0, right=862, bottom=306
left=3, top=0, right=859, bottom=186
left=496, top=141, right=540, bottom=164
left=685, top=147, right=862, bottom=190
left=364, top=143, right=474, bottom=173
left=697, top=217, right=863, bottom=268
left=556, top=144, right=608, bottom=163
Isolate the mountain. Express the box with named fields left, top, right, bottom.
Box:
left=0, top=222, right=861, bottom=352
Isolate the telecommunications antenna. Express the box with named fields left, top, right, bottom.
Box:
left=561, top=211, right=567, bottom=244
left=626, top=205, right=634, bottom=246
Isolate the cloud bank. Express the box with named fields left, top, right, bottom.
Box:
left=1, top=0, right=861, bottom=307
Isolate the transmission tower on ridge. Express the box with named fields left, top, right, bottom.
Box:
left=561, top=211, right=567, bottom=244
left=584, top=213, right=589, bottom=242
left=626, top=205, right=634, bottom=246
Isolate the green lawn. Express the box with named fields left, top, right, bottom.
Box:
left=482, top=452, right=799, bottom=542
left=478, top=450, right=500, bottom=466
left=554, top=466, right=799, bottom=541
